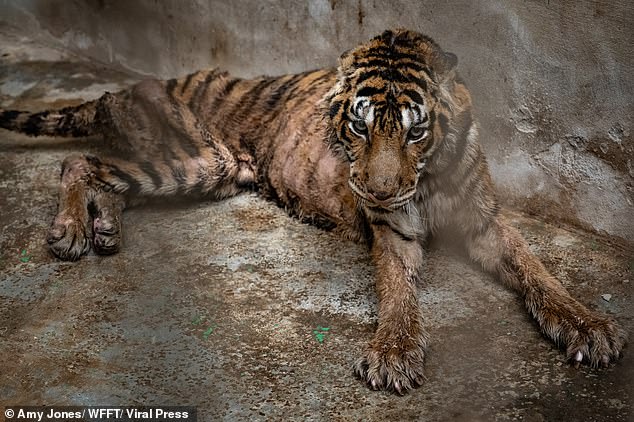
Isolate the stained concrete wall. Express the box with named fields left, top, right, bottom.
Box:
left=1, top=0, right=632, bottom=242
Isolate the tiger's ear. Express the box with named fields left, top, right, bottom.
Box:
left=438, top=51, right=458, bottom=82
left=328, top=49, right=355, bottom=98
left=337, top=49, right=355, bottom=74
left=443, top=52, right=458, bottom=73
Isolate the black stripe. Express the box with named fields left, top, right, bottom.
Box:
left=376, top=107, right=387, bottom=128
left=207, top=77, right=240, bottom=115
left=338, top=129, right=356, bottom=162
left=355, top=58, right=428, bottom=74
left=265, top=83, right=289, bottom=109
left=356, top=85, right=384, bottom=98
left=139, top=161, right=163, bottom=190
left=24, top=111, right=51, bottom=136
left=421, top=110, right=436, bottom=155
left=84, top=155, right=102, bottom=167
left=355, top=58, right=392, bottom=69
left=192, top=169, right=208, bottom=194
left=438, top=112, right=449, bottom=134
left=67, top=115, right=88, bottom=137
left=410, top=77, right=428, bottom=92
left=188, top=70, right=222, bottom=110
left=0, top=109, right=21, bottom=130
left=328, top=100, right=342, bottom=120
left=255, top=74, right=308, bottom=138
left=307, top=214, right=337, bottom=231
left=252, top=73, right=304, bottom=127
left=170, top=163, right=188, bottom=193
left=284, top=70, right=318, bottom=100
left=355, top=69, right=383, bottom=85
left=366, top=46, right=424, bottom=63
left=306, top=70, right=333, bottom=88
left=344, top=145, right=356, bottom=162
left=180, top=71, right=198, bottom=95
left=302, top=75, right=332, bottom=98
left=238, top=134, right=256, bottom=159
left=434, top=111, right=473, bottom=177
left=56, top=103, right=93, bottom=137
left=402, top=89, right=424, bottom=105
left=166, top=79, right=178, bottom=97
left=256, top=71, right=323, bottom=143
left=355, top=68, right=412, bottom=86
left=230, top=78, right=277, bottom=119
left=420, top=111, right=429, bottom=125
left=249, top=78, right=278, bottom=100
left=107, top=164, right=142, bottom=194
left=428, top=110, right=436, bottom=124
left=173, top=124, right=203, bottom=158
left=157, top=135, right=182, bottom=163
left=355, top=68, right=430, bottom=92
left=338, top=124, right=350, bottom=146
left=265, top=75, right=298, bottom=109
left=341, top=98, right=350, bottom=116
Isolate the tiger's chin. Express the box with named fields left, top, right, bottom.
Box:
left=363, top=198, right=426, bottom=241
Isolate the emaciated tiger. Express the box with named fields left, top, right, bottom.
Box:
left=0, top=29, right=625, bottom=394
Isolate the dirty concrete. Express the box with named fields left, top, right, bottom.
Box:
left=0, top=19, right=633, bottom=422
left=1, top=0, right=632, bottom=243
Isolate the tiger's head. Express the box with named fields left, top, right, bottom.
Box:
left=325, top=29, right=470, bottom=212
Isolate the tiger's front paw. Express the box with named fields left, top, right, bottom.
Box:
left=354, top=337, right=427, bottom=394
left=47, top=211, right=91, bottom=261
left=561, top=312, right=626, bottom=368
left=92, top=210, right=121, bottom=255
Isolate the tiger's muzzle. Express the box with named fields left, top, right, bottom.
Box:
left=348, top=179, right=416, bottom=211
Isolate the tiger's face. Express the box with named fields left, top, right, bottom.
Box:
left=326, top=29, right=458, bottom=212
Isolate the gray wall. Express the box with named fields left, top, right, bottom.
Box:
left=1, top=0, right=632, bottom=242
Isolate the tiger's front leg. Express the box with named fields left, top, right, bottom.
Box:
left=354, top=223, right=428, bottom=394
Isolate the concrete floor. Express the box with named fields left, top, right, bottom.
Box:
left=0, top=24, right=632, bottom=421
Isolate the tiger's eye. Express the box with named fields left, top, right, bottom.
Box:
left=352, top=120, right=367, bottom=134
left=349, top=120, right=368, bottom=138
left=407, top=125, right=428, bottom=143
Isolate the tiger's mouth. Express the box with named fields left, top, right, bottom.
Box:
left=348, top=179, right=416, bottom=211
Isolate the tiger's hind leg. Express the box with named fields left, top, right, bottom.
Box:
left=90, top=190, right=125, bottom=255
left=47, top=141, right=255, bottom=260
left=47, top=154, right=95, bottom=260
left=47, top=153, right=127, bottom=260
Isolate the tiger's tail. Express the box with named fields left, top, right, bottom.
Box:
left=0, top=99, right=100, bottom=138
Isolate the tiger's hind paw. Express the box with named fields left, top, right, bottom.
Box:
left=92, top=210, right=122, bottom=255
left=47, top=212, right=91, bottom=261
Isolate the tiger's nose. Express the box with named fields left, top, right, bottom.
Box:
left=369, top=189, right=392, bottom=201
left=365, top=174, right=397, bottom=202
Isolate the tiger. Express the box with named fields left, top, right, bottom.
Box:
left=0, top=29, right=625, bottom=394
